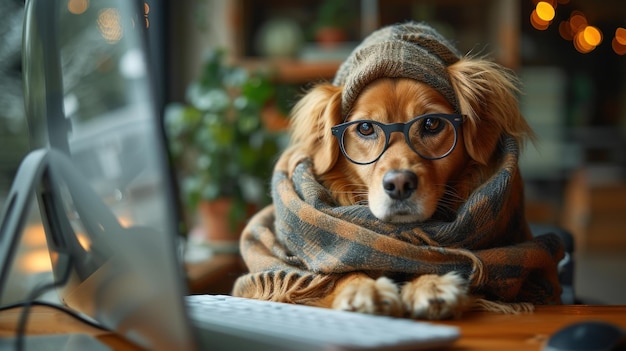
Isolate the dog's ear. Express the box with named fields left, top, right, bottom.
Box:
left=448, top=58, right=534, bottom=165
left=288, top=83, right=344, bottom=175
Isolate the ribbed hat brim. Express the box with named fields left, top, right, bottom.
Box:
left=333, top=22, right=462, bottom=116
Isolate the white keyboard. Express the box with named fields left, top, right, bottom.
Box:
left=185, top=294, right=460, bottom=351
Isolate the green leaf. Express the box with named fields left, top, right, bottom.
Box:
left=237, top=113, right=260, bottom=134
left=224, top=66, right=249, bottom=88
left=201, top=183, right=222, bottom=201
left=242, top=75, right=274, bottom=105
left=199, top=48, right=225, bottom=88
left=187, top=84, right=230, bottom=112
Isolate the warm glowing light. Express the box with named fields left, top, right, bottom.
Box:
left=536, top=2, right=556, bottom=22
left=19, top=249, right=52, bottom=273
left=612, top=37, right=626, bottom=55
left=75, top=233, right=92, bottom=250
left=535, top=4, right=624, bottom=56
left=574, top=31, right=595, bottom=53
left=68, top=0, right=89, bottom=14
left=117, top=215, right=133, bottom=228
left=144, top=2, right=150, bottom=28
left=569, top=12, right=587, bottom=34
left=615, top=27, right=626, bottom=46
left=531, top=10, right=550, bottom=31
left=23, top=224, right=46, bottom=246
left=582, top=26, right=602, bottom=47
left=559, top=21, right=574, bottom=40
left=97, top=8, right=123, bottom=44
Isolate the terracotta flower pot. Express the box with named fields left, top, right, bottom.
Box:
left=196, top=198, right=256, bottom=243
left=315, top=27, right=348, bottom=48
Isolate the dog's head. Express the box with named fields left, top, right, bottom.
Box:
left=286, top=23, right=533, bottom=223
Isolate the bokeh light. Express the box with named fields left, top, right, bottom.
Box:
left=574, top=31, right=595, bottom=53
left=613, top=28, right=626, bottom=55
left=531, top=10, right=550, bottom=31
left=19, top=249, right=52, bottom=273
left=530, top=0, right=626, bottom=55
left=97, top=8, right=123, bottom=44
left=19, top=224, right=50, bottom=274
left=67, top=0, right=88, bottom=15
left=612, top=37, right=626, bottom=55
left=615, top=27, right=626, bottom=46
left=559, top=21, right=574, bottom=40
left=144, top=2, right=150, bottom=28
left=569, top=11, right=588, bottom=34
left=536, top=2, right=556, bottom=22
left=583, top=26, right=602, bottom=47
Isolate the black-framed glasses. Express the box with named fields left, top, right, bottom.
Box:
left=331, top=113, right=464, bottom=165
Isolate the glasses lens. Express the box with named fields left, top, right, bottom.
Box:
left=342, top=121, right=386, bottom=164
left=408, top=116, right=456, bottom=159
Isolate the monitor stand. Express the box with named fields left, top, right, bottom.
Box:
left=0, top=149, right=110, bottom=351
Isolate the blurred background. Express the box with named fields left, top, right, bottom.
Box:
left=1, top=0, right=625, bottom=304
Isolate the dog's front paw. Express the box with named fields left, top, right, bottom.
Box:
left=332, top=276, right=403, bottom=317
left=401, top=272, right=469, bottom=320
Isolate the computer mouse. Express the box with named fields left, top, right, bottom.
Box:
left=544, top=320, right=626, bottom=351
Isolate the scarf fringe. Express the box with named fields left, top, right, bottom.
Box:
left=233, top=271, right=337, bottom=306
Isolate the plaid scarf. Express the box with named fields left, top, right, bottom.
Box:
left=233, top=135, right=564, bottom=307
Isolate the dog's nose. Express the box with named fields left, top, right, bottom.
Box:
left=382, top=170, right=418, bottom=200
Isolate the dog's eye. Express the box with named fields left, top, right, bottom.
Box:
left=423, top=117, right=444, bottom=134
left=356, top=122, right=376, bottom=137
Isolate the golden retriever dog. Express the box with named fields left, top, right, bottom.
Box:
left=234, top=22, right=563, bottom=321
left=282, top=30, right=533, bottom=320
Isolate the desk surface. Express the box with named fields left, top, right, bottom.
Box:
left=1, top=304, right=625, bottom=350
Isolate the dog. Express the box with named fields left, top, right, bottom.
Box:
left=233, top=22, right=554, bottom=320
left=278, top=28, right=534, bottom=319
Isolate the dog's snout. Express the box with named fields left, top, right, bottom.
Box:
left=382, top=170, right=418, bottom=200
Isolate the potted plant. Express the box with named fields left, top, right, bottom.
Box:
left=165, top=48, right=285, bottom=244
left=311, top=0, right=355, bottom=48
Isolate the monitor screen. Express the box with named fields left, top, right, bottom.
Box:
left=17, top=0, right=196, bottom=349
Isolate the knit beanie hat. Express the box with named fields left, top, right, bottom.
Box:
left=333, top=22, right=462, bottom=116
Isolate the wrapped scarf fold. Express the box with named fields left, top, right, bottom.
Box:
left=233, top=136, right=564, bottom=306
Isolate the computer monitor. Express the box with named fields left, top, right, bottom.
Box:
left=0, top=0, right=196, bottom=349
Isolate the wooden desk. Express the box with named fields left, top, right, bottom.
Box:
left=0, top=305, right=143, bottom=350
left=1, top=304, right=625, bottom=350
left=440, top=305, right=626, bottom=350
